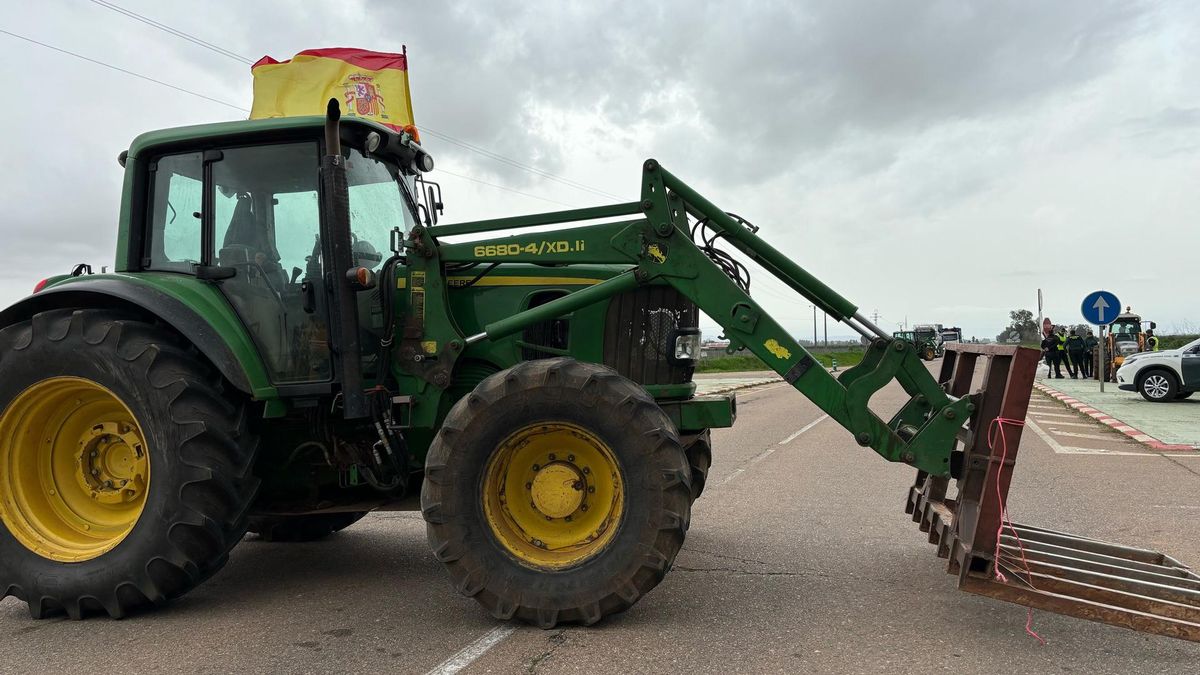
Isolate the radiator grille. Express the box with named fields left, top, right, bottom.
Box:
left=602, top=285, right=698, bottom=385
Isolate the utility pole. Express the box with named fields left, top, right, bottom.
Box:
left=823, top=311, right=828, bottom=347
left=810, top=305, right=818, bottom=346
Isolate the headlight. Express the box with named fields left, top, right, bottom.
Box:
left=673, top=331, right=701, bottom=362
left=1123, top=355, right=1140, bottom=366
left=1119, top=343, right=1138, bottom=355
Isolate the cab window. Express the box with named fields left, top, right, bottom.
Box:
left=146, top=152, right=203, bottom=271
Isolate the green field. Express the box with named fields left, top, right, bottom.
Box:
left=696, top=350, right=865, bottom=373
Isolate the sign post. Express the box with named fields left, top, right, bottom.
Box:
left=1081, top=290, right=1121, bottom=392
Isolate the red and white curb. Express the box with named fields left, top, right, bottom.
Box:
left=1032, top=383, right=1199, bottom=451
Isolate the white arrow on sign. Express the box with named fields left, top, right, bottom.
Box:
left=1093, top=295, right=1110, bottom=323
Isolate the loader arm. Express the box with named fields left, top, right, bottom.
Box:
left=413, top=159, right=970, bottom=476
left=405, top=159, right=1200, bottom=642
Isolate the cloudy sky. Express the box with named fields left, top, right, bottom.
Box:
left=1, top=0, right=1197, bottom=341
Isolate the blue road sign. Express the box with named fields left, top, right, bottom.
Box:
left=1081, top=290, right=1121, bottom=325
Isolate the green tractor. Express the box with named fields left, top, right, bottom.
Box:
left=892, top=330, right=939, bottom=361
left=0, top=103, right=1195, bottom=641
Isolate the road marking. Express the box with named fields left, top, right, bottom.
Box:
left=1151, top=505, right=1200, bottom=510
left=721, top=414, right=829, bottom=485
left=779, top=415, right=830, bottom=445
left=1040, top=420, right=1103, bottom=428
left=1027, top=419, right=1200, bottom=457
left=425, top=625, right=517, bottom=675
left=1029, top=412, right=1079, bottom=419
left=1047, top=430, right=1125, bottom=441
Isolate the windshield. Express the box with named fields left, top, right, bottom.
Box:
left=344, top=147, right=420, bottom=269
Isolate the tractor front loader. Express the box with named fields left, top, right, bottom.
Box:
left=0, top=102, right=1196, bottom=640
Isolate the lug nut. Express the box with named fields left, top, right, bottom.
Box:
left=532, top=464, right=541, bottom=471
left=581, top=505, right=589, bottom=512
left=588, top=486, right=595, bottom=493
left=582, top=467, right=590, bottom=475
left=525, top=482, right=533, bottom=489
left=548, top=453, right=556, bottom=460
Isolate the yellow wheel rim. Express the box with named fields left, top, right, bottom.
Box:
left=482, top=422, right=624, bottom=570
left=0, top=377, right=150, bottom=562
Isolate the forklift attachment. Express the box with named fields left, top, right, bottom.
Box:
left=907, top=342, right=1200, bottom=642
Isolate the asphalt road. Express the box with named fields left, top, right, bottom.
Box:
left=2, top=376, right=1199, bottom=674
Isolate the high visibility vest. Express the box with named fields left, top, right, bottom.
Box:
left=1056, top=334, right=1066, bottom=351
left=1148, top=336, right=1160, bottom=351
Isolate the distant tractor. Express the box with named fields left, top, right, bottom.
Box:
left=1104, top=307, right=1156, bottom=380
left=894, top=330, right=939, bottom=361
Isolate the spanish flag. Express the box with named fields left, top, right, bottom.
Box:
left=250, top=47, right=418, bottom=140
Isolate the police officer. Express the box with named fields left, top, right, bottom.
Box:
left=1147, top=329, right=1160, bottom=352
left=1082, top=329, right=1098, bottom=379
left=1066, top=328, right=1086, bottom=379
left=1041, top=330, right=1064, bottom=379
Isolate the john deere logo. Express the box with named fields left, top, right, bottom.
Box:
left=764, top=339, right=791, bottom=359
left=645, top=243, right=667, bottom=264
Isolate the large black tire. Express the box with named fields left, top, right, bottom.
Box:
left=1138, top=368, right=1179, bottom=402
left=248, top=512, right=367, bottom=542
left=0, top=309, right=258, bottom=619
left=422, top=358, right=691, bottom=628
left=681, top=430, right=712, bottom=502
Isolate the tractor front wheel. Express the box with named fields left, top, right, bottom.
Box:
left=0, top=309, right=258, bottom=619
left=422, top=358, right=691, bottom=628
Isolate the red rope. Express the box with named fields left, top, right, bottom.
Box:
left=987, top=416, right=1046, bottom=645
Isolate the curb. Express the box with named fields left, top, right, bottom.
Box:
left=698, top=377, right=782, bottom=396
left=1032, top=382, right=1198, bottom=451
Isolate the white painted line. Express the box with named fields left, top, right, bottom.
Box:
left=425, top=625, right=518, bottom=675
left=779, top=415, right=830, bottom=445
left=1027, top=419, right=1199, bottom=457
left=739, top=382, right=790, bottom=398
left=721, top=414, right=830, bottom=485
left=1029, top=412, right=1080, bottom=419
left=1151, top=505, right=1200, bottom=510
left=1047, top=430, right=1126, bottom=442
left=1040, top=420, right=1104, bottom=429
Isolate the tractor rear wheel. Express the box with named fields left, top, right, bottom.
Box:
left=422, top=358, right=691, bottom=628
left=922, top=345, right=936, bottom=361
left=0, top=309, right=258, bottom=619
left=248, top=512, right=367, bottom=542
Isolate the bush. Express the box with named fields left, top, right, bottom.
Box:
left=1159, top=334, right=1199, bottom=350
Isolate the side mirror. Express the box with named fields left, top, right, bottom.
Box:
left=426, top=185, right=439, bottom=226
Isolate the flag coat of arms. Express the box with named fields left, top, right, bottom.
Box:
left=250, top=48, right=418, bottom=139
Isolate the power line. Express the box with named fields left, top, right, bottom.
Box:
left=0, top=29, right=247, bottom=112
left=88, top=0, right=255, bottom=65
left=81, top=2, right=624, bottom=203
left=418, top=128, right=624, bottom=202
left=0, top=29, right=590, bottom=210
left=436, top=169, right=579, bottom=209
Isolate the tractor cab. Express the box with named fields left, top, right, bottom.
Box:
left=133, top=116, right=429, bottom=391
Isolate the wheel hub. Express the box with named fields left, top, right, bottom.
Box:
left=78, top=422, right=147, bottom=505
left=530, top=462, right=585, bottom=519
left=483, top=422, right=624, bottom=570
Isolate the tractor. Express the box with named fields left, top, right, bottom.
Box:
left=1103, top=307, right=1156, bottom=380
left=1, top=102, right=1197, bottom=640
left=893, top=330, right=939, bottom=361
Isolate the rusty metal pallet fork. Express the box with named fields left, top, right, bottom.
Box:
left=907, top=343, right=1200, bottom=641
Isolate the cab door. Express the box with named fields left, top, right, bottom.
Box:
left=144, top=141, right=336, bottom=387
